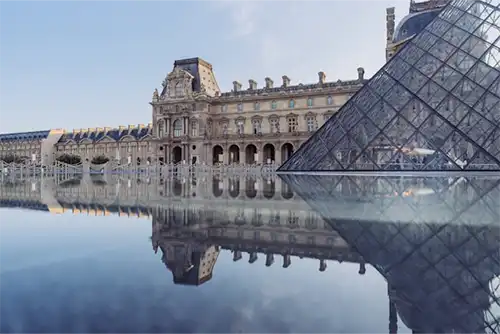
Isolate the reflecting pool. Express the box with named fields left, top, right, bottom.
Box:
left=0, top=174, right=499, bottom=333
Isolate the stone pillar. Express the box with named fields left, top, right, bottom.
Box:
left=184, top=117, right=188, bottom=136
left=166, top=118, right=171, bottom=136
left=165, top=145, right=170, bottom=163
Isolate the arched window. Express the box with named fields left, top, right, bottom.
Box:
left=307, top=97, right=313, bottom=107
left=271, top=100, right=277, bottom=110
left=173, top=119, right=183, bottom=137
left=289, top=99, right=295, bottom=108
left=327, top=95, right=333, bottom=105
left=175, top=82, right=183, bottom=97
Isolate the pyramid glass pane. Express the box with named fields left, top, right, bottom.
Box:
left=279, top=0, right=500, bottom=172
left=279, top=174, right=500, bottom=333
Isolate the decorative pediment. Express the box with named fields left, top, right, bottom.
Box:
left=268, top=114, right=279, bottom=120
left=139, top=134, right=152, bottom=141
left=161, top=67, right=195, bottom=100
left=303, top=111, right=316, bottom=119
left=235, top=116, right=246, bottom=123
left=63, top=139, right=76, bottom=145
left=79, top=138, right=92, bottom=144
left=251, top=115, right=263, bottom=121
left=96, top=136, right=116, bottom=144
left=167, top=67, right=194, bottom=81
left=286, top=112, right=298, bottom=119
left=119, top=135, right=135, bottom=142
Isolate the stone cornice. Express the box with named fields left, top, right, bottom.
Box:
left=214, top=79, right=366, bottom=103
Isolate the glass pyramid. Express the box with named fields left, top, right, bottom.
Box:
left=279, top=0, right=500, bottom=172
left=279, top=174, right=500, bottom=333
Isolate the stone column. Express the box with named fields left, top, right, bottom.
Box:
left=166, top=118, right=171, bottom=136
left=184, top=117, right=188, bottom=136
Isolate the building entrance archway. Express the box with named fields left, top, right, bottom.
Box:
left=281, top=143, right=294, bottom=163
left=229, top=145, right=240, bottom=164
left=172, top=146, right=182, bottom=164
left=213, top=145, right=223, bottom=165
left=263, top=144, right=275, bottom=164
left=245, top=144, right=258, bottom=165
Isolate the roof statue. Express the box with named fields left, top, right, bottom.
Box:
left=279, top=0, right=500, bottom=172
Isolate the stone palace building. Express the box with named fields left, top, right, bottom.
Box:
left=0, top=0, right=448, bottom=167
left=0, top=62, right=365, bottom=166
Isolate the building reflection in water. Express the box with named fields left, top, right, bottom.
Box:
left=281, top=174, right=500, bottom=334
left=1, top=174, right=499, bottom=333
left=150, top=198, right=365, bottom=287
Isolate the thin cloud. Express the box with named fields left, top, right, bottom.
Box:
left=212, top=0, right=258, bottom=38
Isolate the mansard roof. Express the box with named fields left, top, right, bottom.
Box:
left=0, top=130, right=51, bottom=142
left=58, top=126, right=152, bottom=144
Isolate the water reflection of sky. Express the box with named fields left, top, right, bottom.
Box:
left=0, top=209, right=406, bottom=333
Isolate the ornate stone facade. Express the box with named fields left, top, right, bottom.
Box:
left=151, top=57, right=366, bottom=165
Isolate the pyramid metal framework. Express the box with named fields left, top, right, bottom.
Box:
left=280, top=174, right=500, bottom=332
left=279, top=0, right=500, bottom=172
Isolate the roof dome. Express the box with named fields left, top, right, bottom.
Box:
left=392, top=9, right=441, bottom=44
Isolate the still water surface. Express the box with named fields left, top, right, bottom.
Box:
left=0, top=175, right=499, bottom=333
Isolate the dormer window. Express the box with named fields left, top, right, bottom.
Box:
left=237, top=103, right=243, bottom=112
left=271, top=100, right=277, bottom=110
left=254, top=102, right=260, bottom=111
left=307, top=97, right=313, bottom=107
left=289, top=99, right=295, bottom=108
left=175, top=82, right=183, bottom=97
left=327, top=95, right=333, bottom=105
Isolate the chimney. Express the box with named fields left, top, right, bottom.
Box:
left=248, top=79, right=257, bottom=90
left=282, top=75, right=290, bottom=88
left=96, top=127, right=104, bottom=132
left=318, top=71, right=326, bottom=85
left=265, top=77, right=274, bottom=89
left=89, top=128, right=96, bottom=132
left=357, top=67, right=365, bottom=81
left=386, top=7, right=395, bottom=42
left=233, top=81, right=242, bottom=92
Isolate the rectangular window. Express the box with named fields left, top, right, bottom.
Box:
left=287, top=117, right=298, bottom=133
left=191, top=121, right=198, bottom=137
left=306, top=117, right=317, bottom=132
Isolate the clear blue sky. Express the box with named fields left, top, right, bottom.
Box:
left=0, top=0, right=409, bottom=134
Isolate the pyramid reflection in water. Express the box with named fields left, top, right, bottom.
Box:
left=279, top=0, right=500, bottom=172
left=280, top=174, right=500, bottom=333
